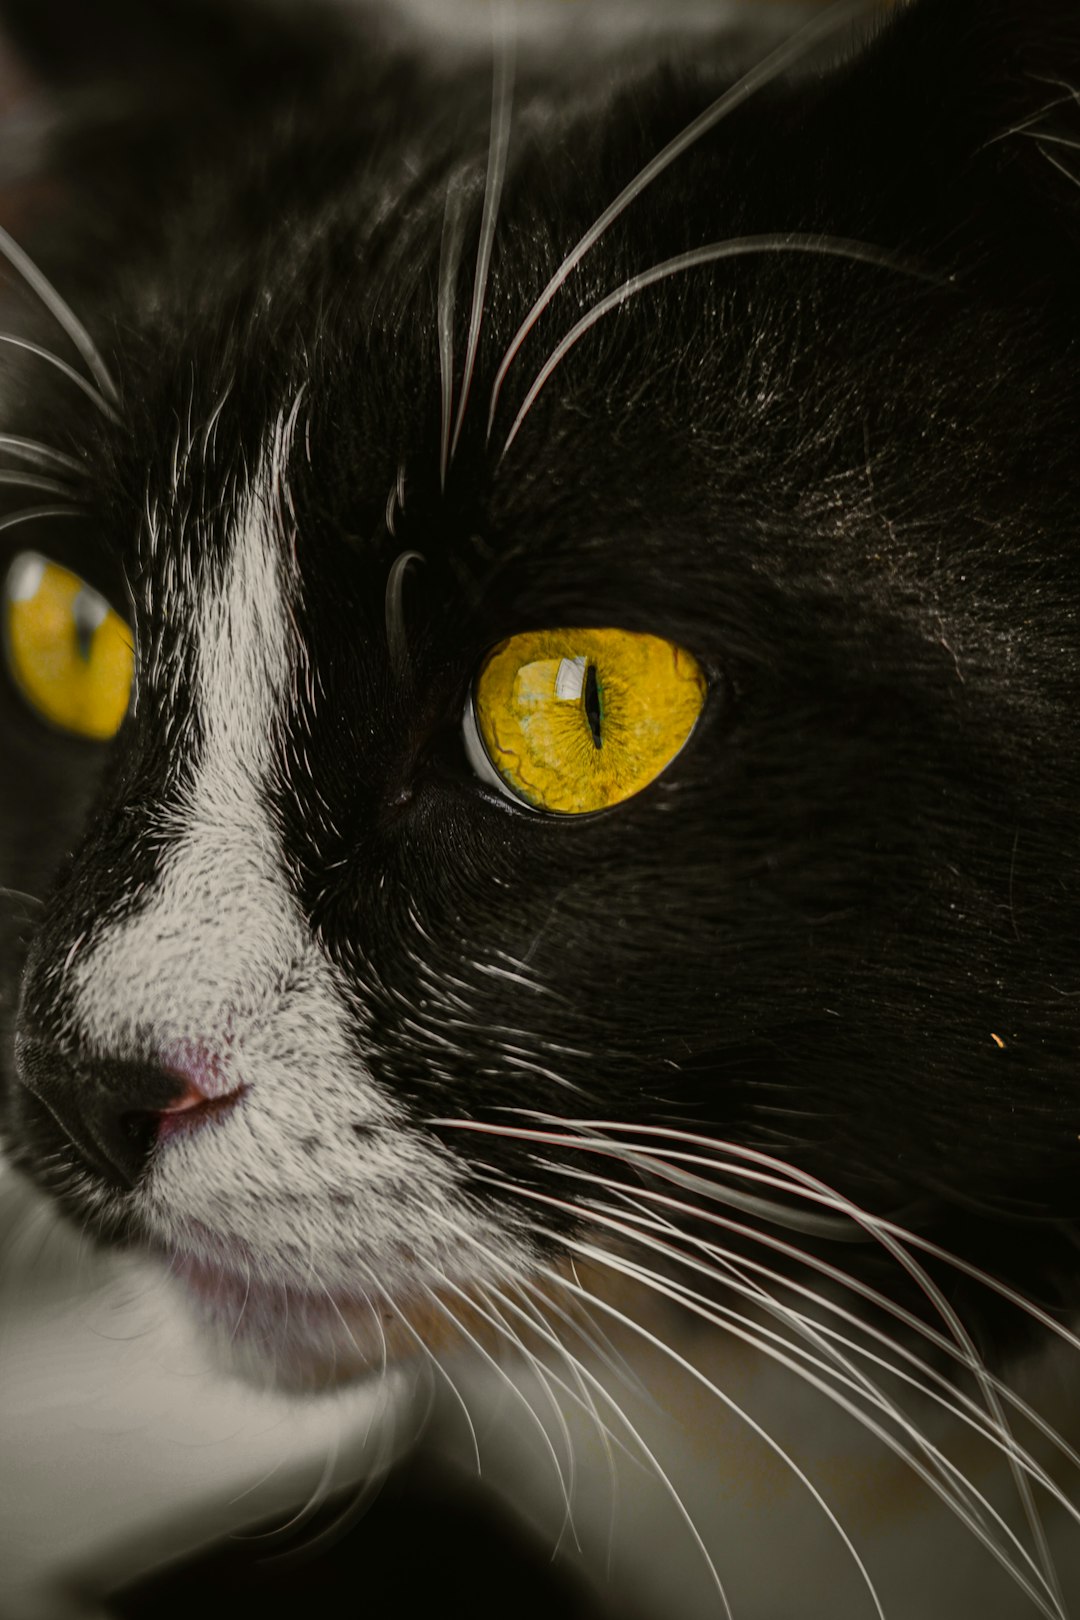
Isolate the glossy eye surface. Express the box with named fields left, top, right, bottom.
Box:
left=3, top=551, right=133, bottom=740
left=467, top=627, right=706, bottom=814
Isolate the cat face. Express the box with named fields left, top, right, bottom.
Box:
left=1, top=0, right=1079, bottom=1397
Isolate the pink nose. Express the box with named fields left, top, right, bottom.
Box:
left=155, top=1081, right=242, bottom=1143
left=156, top=1040, right=243, bottom=1143
left=160, top=1081, right=208, bottom=1112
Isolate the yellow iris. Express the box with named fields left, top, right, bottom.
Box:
left=3, top=552, right=133, bottom=740
left=473, top=627, right=706, bottom=814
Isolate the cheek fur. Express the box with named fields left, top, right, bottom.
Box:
left=1, top=5, right=1079, bottom=1613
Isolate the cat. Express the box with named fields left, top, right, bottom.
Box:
left=2, top=0, right=1080, bottom=1615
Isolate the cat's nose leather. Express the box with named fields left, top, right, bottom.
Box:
left=14, top=1040, right=206, bottom=1191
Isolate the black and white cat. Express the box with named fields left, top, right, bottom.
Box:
left=2, top=0, right=1080, bottom=1615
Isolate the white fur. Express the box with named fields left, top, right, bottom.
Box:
left=66, top=426, right=522, bottom=1367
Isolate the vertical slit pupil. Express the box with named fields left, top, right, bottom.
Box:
left=584, top=662, right=603, bottom=748
left=72, top=591, right=101, bottom=664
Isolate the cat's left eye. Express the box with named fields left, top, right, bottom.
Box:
left=465, top=626, right=707, bottom=815
left=2, top=551, right=134, bottom=740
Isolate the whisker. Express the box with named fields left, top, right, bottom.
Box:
left=503, top=1277, right=632, bottom=1496
left=0, top=888, right=43, bottom=908
left=588, top=1185, right=1080, bottom=1539
left=384, top=548, right=424, bottom=676
left=1037, top=142, right=1080, bottom=191
left=470, top=1280, right=586, bottom=1556
left=449, top=1, right=515, bottom=465
left=877, top=1219, right=1080, bottom=1361
left=499, top=234, right=947, bottom=460
left=0, top=332, right=120, bottom=421
left=0, top=504, right=83, bottom=536
left=590, top=1173, right=1080, bottom=1496
left=454, top=1111, right=1076, bottom=1610
left=536, top=1249, right=888, bottom=1620
left=431, top=1114, right=864, bottom=1241
left=0, top=223, right=120, bottom=406
left=504, top=1111, right=1066, bottom=1605
left=1021, top=128, right=1080, bottom=154
left=437, top=175, right=470, bottom=492
left=449, top=1262, right=733, bottom=1618
left=981, top=90, right=1080, bottom=150
left=509, top=1114, right=1080, bottom=1355
left=418, top=1274, right=580, bottom=1532
left=485, top=0, right=879, bottom=441
left=234, top=1427, right=341, bottom=1544
left=0, top=435, right=83, bottom=476
left=0, top=471, right=77, bottom=498
left=534, top=1224, right=1063, bottom=1620
left=379, top=1294, right=483, bottom=1476
left=435, top=1220, right=640, bottom=1470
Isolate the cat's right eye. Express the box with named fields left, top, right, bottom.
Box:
left=2, top=551, right=134, bottom=740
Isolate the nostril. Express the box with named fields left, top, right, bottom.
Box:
left=151, top=1082, right=243, bottom=1145
left=15, top=1036, right=244, bottom=1193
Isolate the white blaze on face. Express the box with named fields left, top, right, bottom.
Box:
left=66, top=428, right=477, bottom=1307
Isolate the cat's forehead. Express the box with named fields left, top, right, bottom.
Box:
left=69, top=1, right=1077, bottom=682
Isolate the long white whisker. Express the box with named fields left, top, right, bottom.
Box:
left=417, top=1276, right=579, bottom=1534
left=537, top=1152, right=1080, bottom=1462
left=538, top=1231, right=1062, bottom=1620
left=0, top=471, right=76, bottom=498
left=467, top=1259, right=637, bottom=1573
left=460, top=1269, right=734, bottom=1617
left=513, top=1114, right=1080, bottom=1357
left=500, top=234, right=945, bottom=460
left=464, top=1125, right=1073, bottom=1613
left=469, top=1279, right=585, bottom=1556
left=429, top=1223, right=725, bottom=1599
left=449, top=2, right=515, bottom=465
left=437, top=1220, right=641, bottom=1470
left=1037, top=142, right=1080, bottom=190
left=0, top=332, right=120, bottom=420
left=537, top=1251, right=889, bottom=1620
left=449, top=1122, right=1050, bottom=1411
left=236, top=1428, right=341, bottom=1544
left=0, top=504, right=83, bottom=536
left=0, top=887, right=43, bottom=908
left=595, top=1186, right=1080, bottom=1540
left=0, top=434, right=83, bottom=475
left=485, top=0, right=878, bottom=440
left=1021, top=128, right=1080, bottom=154
left=510, top=1113, right=1064, bottom=1611
left=503, top=1276, right=628, bottom=1479
left=0, top=224, right=120, bottom=405
left=381, top=1295, right=483, bottom=1476
left=597, top=1177, right=1080, bottom=1512
left=981, top=91, right=1080, bottom=149
left=565, top=1252, right=651, bottom=1398
left=437, top=176, right=470, bottom=492
left=432, top=1115, right=865, bottom=1241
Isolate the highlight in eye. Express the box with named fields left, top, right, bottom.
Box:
left=467, top=627, right=706, bottom=814
left=3, top=551, right=133, bottom=740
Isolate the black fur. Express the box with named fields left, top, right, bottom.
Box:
left=2, top=0, right=1080, bottom=1515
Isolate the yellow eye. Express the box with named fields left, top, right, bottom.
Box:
left=468, top=627, right=706, bottom=814
left=3, top=551, right=133, bottom=740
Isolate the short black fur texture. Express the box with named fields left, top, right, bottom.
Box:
left=2, top=0, right=1080, bottom=1608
